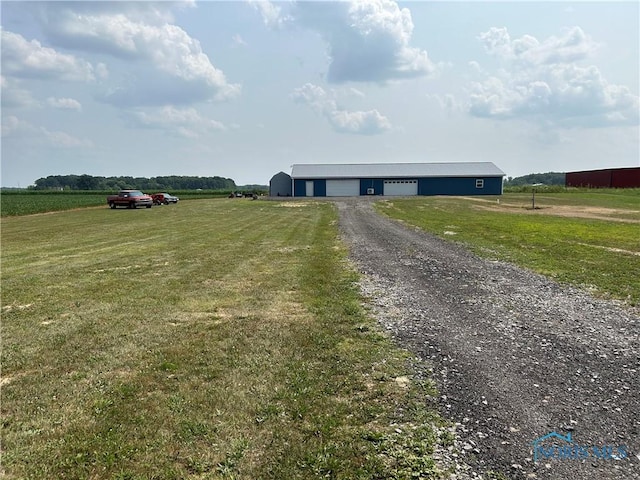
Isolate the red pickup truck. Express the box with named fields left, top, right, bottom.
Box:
left=107, top=190, right=153, bottom=209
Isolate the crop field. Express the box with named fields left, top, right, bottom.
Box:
left=376, top=190, right=640, bottom=305
left=1, top=199, right=447, bottom=479
left=0, top=192, right=107, bottom=216
left=0, top=190, right=249, bottom=217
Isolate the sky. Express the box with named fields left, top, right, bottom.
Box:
left=1, top=1, right=639, bottom=187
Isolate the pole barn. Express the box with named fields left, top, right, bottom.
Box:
left=285, top=162, right=506, bottom=197
left=565, top=167, right=640, bottom=188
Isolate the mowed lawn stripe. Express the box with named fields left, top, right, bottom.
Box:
left=2, top=199, right=445, bottom=479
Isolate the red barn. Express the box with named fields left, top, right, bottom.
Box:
left=565, top=167, right=640, bottom=188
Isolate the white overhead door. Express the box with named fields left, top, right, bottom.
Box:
left=305, top=181, right=314, bottom=197
left=326, top=179, right=360, bottom=197
left=384, top=179, right=418, bottom=196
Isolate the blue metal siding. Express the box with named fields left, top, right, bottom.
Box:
left=293, top=179, right=327, bottom=197
left=314, top=179, right=327, bottom=197
left=481, top=177, right=503, bottom=195
left=297, top=176, right=502, bottom=196
left=293, top=179, right=306, bottom=197
left=360, top=179, right=384, bottom=195
left=418, top=177, right=502, bottom=195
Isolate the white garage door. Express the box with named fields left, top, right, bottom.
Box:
left=326, top=179, right=360, bottom=197
left=384, top=179, right=418, bottom=196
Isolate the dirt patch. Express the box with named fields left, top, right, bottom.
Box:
left=475, top=203, right=640, bottom=223
left=0, top=371, right=32, bottom=386
left=569, top=242, right=640, bottom=257
left=2, top=303, right=34, bottom=312
left=278, top=202, right=312, bottom=208
left=451, top=197, right=640, bottom=223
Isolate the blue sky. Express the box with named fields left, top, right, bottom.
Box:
left=1, top=1, right=638, bottom=187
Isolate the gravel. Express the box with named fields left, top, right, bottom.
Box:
left=336, top=198, right=639, bottom=480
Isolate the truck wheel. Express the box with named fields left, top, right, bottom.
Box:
left=109, top=202, right=116, bottom=209
left=146, top=204, right=152, bottom=208
left=129, top=202, right=136, bottom=209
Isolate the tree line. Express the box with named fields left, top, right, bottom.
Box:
left=503, top=172, right=566, bottom=186
left=31, top=174, right=237, bottom=191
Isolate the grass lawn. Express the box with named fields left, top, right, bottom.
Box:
left=376, top=191, right=640, bottom=305
left=1, top=199, right=448, bottom=479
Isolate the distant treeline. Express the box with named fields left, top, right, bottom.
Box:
left=503, top=172, right=566, bottom=186
left=31, top=174, right=237, bottom=191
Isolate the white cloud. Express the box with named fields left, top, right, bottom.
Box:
left=426, top=93, right=461, bottom=114
left=291, top=83, right=391, bottom=134
left=124, top=106, right=226, bottom=138
left=469, top=26, right=639, bottom=128
left=232, top=33, right=247, bottom=47
left=1, top=29, right=96, bottom=81
left=298, top=0, right=438, bottom=83
left=291, top=83, right=330, bottom=111
left=0, top=76, right=37, bottom=108
left=1, top=115, right=92, bottom=147
left=256, top=0, right=438, bottom=84
left=249, top=0, right=290, bottom=29
left=34, top=4, right=239, bottom=106
left=1, top=115, right=34, bottom=137
left=327, top=109, right=391, bottom=135
left=479, top=26, right=597, bottom=66
left=43, top=129, right=93, bottom=148
left=46, top=97, right=82, bottom=111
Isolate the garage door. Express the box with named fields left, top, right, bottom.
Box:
left=384, top=179, right=418, bottom=196
left=326, top=179, right=360, bottom=197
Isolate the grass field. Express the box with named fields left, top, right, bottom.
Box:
left=376, top=191, right=640, bottom=305
left=1, top=199, right=449, bottom=479
left=0, top=190, right=258, bottom=217
left=3, top=190, right=636, bottom=478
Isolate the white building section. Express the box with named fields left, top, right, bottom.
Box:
left=384, top=179, right=418, bottom=196
left=326, top=179, right=360, bottom=197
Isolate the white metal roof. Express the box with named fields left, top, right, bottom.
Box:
left=291, top=162, right=505, bottom=179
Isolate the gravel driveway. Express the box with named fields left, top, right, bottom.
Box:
left=336, top=198, right=639, bottom=480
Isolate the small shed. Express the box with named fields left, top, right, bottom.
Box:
left=269, top=171, right=293, bottom=197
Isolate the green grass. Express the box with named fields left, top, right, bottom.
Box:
left=1, top=199, right=452, bottom=479
left=0, top=190, right=255, bottom=217
left=376, top=192, right=640, bottom=305
left=0, top=192, right=107, bottom=216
